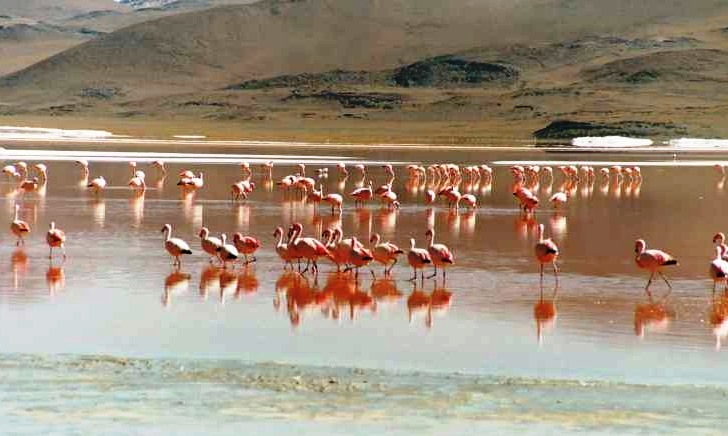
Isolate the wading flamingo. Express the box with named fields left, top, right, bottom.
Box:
left=288, top=223, right=331, bottom=274
left=46, top=221, right=66, bottom=259
left=273, top=226, right=294, bottom=270
left=161, top=224, right=192, bottom=268
left=425, top=228, right=454, bottom=280
left=199, top=227, right=223, bottom=263
left=218, top=234, right=239, bottom=268
left=634, top=238, right=678, bottom=294
left=535, top=224, right=559, bottom=284
left=232, top=233, right=260, bottom=265
left=370, top=233, right=403, bottom=276
left=87, top=176, right=107, bottom=195
left=710, top=245, right=728, bottom=294
left=10, top=204, right=30, bottom=246
left=407, top=238, right=432, bottom=282
left=350, top=181, right=373, bottom=207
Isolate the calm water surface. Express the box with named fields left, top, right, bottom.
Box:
left=1, top=144, right=727, bottom=434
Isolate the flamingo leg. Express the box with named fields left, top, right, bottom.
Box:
left=553, top=261, right=559, bottom=285
left=645, top=271, right=655, bottom=296
left=427, top=265, right=438, bottom=279
left=409, top=268, right=417, bottom=282
left=62, top=246, right=66, bottom=260
left=49, top=246, right=53, bottom=259
left=658, top=271, right=672, bottom=289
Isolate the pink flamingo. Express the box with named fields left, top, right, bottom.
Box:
left=288, top=223, right=331, bottom=274
left=218, top=234, right=240, bottom=268
left=458, top=194, right=477, bottom=210
left=46, top=221, right=66, bottom=259
left=549, top=191, right=568, bottom=209
left=714, top=232, right=728, bottom=260
left=350, top=181, right=373, bottom=207
left=273, top=227, right=294, bottom=270
left=161, top=224, right=192, bottom=268
left=10, top=204, right=30, bottom=245
left=513, top=186, right=539, bottom=212
left=424, top=189, right=436, bottom=205
left=534, top=224, right=559, bottom=283
left=710, top=245, right=728, bottom=294
left=634, top=239, right=678, bottom=293
left=322, top=191, right=343, bottom=214
left=87, top=176, right=107, bottom=195
left=407, top=238, right=432, bottom=281
left=425, top=228, right=454, bottom=280
left=344, top=238, right=374, bottom=278
left=198, top=227, right=223, bottom=263
left=370, top=233, right=404, bottom=275
left=231, top=182, right=249, bottom=201
left=232, top=233, right=260, bottom=265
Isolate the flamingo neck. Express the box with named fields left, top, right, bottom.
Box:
left=14, top=205, right=19, bottom=221
left=410, top=238, right=416, bottom=250
left=427, top=231, right=435, bottom=247
left=221, top=234, right=227, bottom=245
left=371, top=234, right=380, bottom=247
left=50, top=221, right=55, bottom=230
left=275, top=229, right=284, bottom=247
left=538, top=226, right=545, bottom=242
left=164, top=226, right=171, bottom=241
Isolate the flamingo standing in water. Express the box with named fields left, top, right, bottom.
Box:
left=287, top=223, right=331, bottom=274
left=634, top=238, right=678, bottom=294
left=322, top=190, right=343, bottom=214
left=345, top=238, right=374, bottom=278
left=535, top=224, right=559, bottom=284
left=46, top=221, right=66, bottom=259
left=75, top=160, right=90, bottom=177
left=161, top=224, right=192, bottom=268
left=87, top=176, right=107, bottom=195
left=218, top=234, right=240, bottom=268
left=273, top=226, right=294, bottom=270
left=198, top=227, right=223, bottom=263
left=710, top=245, right=728, bottom=294
left=232, top=233, right=260, bottom=265
left=369, top=233, right=403, bottom=276
left=350, top=181, right=373, bottom=207
left=10, top=204, right=30, bottom=246
left=407, top=238, right=432, bottom=282
left=151, top=160, right=166, bottom=176
left=425, top=228, right=454, bottom=280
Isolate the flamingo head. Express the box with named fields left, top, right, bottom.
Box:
left=714, top=232, right=726, bottom=244
left=160, top=224, right=171, bottom=233
left=49, top=221, right=56, bottom=230
left=198, top=227, right=209, bottom=238
left=425, top=228, right=434, bottom=238
left=129, top=161, right=137, bottom=169
left=410, top=238, right=416, bottom=249
left=635, top=239, right=647, bottom=254
left=322, top=228, right=332, bottom=240
left=232, top=232, right=243, bottom=243
left=392, top=201, right=401, bottom=209
left=273, top=227, right=283, bottom=238
left=369, top=233, right=380, bottom=244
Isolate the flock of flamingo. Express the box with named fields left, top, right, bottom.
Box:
left=3, top=157, right=728, bottom=297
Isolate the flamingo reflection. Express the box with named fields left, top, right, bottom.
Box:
left=633, top=289, right=673, bottom=339
left=11, top=248, right=29, bottom=291
left=199, top=264, right=221, bottom=300
left=219, top=269, right=239, bottom=304
left=236, top=268, right=259, bottom=296
left=534, top=283, right=558, bottom=345
left=407, top=282, right=452, bottom=328
left=46, top=265, right=65, bottom=295
left=163, top=270, right=191, bottom=307
left=709, top=292, right=728, bottom=350
left=370, top=277, right=402, bottom=310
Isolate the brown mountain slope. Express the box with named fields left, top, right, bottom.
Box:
left=4, top=0, right=728, bottom=105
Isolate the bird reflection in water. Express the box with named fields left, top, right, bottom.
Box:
left=154, top=175, right=166, bottom=193
left=407, top=281, right=452, bottom=328
left=11, top=248, right=29, bottom=291
left=375, top=207, right=397, bottom=238
left=514, top=211, right=537, bottom=241
left=446, top=210, right=460, bottom=238
left=89, top=198, right=105, bottom=228
left=634, top=289, right=674, bottom=339
left=370, top=277, right=402, bottom=312
left=352, top=207, right=372, bottom=235
left=323, top=272, right=373, bottom=322
left=46, top=264, right=65, bottom=295
left=236, top=204, right=251, bottom=230
left=534, top=283, right=558, bottom=345
left=129, top=192, right=145, bottom=228
left=236, top=267, right=259, bottom=297
left=708, top=292, right=728, bottom=350
left=219, top=269, right=239, bottom=304
left=550, top=212, right=567, bottom=240
left=199, top=264, right=221, bottom=301
left=163, top=270, right=191, bottom=307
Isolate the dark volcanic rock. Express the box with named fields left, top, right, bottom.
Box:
left=283, top=90, right=402, bottom=109
left=391, top=56, right=519, bottom=87
left=533, top=120, right=687, bottom=139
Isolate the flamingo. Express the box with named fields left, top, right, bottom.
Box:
left=218, top=234, right=239, bottom=268
left=178, top=172, right=204, bottom=189
left=370, top=233, right=403, bottom=275
left=161, top=224, right=192, bottom=268
left=231, top=182, right=249, bottom=201
left=232, top=233, right=260, bottom=265
left=345, top=238, right=374, bottom=278
left=513, top=186, right=539, bottom=212
left=152, top=160, right=166, bottom=176
left=10, top=204, right=30, bottom=246
left=33, top=163, right=48, bottom=182
left=425, top=189, right=436, bottom=205
left=322, top=191, right=343, bottom=214
left=458, top=194, right=477, bottom=210
left=425, top=228, right=454, bottom=280
left=19, top=177, right=40, bottom=191
left=407, top=238, right=432, bottom=281
left=87, top=176, right=107, bottom=195
left=15, top=162, right=28, bottom=178
left=321, top=228, right=348, bottom=271
left=273, top=226, right=294, bottom=270
left=306, top=184, right=323, bottom=207
left=46, top=221, right=66, bottom=259
left=336, top=163, right=348, bottom=177
left=2, top=164, right=19, bottom=179
left=261, top=161, right=274, bottom=179
left=535, top=224, right=559, bottom=284
left=710, top=245, right=728, bottom=294
left=287, top=223, right=331, bottom=274
left=634, top=238, right=678, bottom=293
left=350, top=180, right=373, bottom=207
left=128, top=172, right=146, bottom=192
left=549, top=191, right=568, bottom=209
left=240, top=161, right=251, bottom=178
left=199, top=227, right=223, bottom=263
left=75, top=160, right=90, bottom=177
